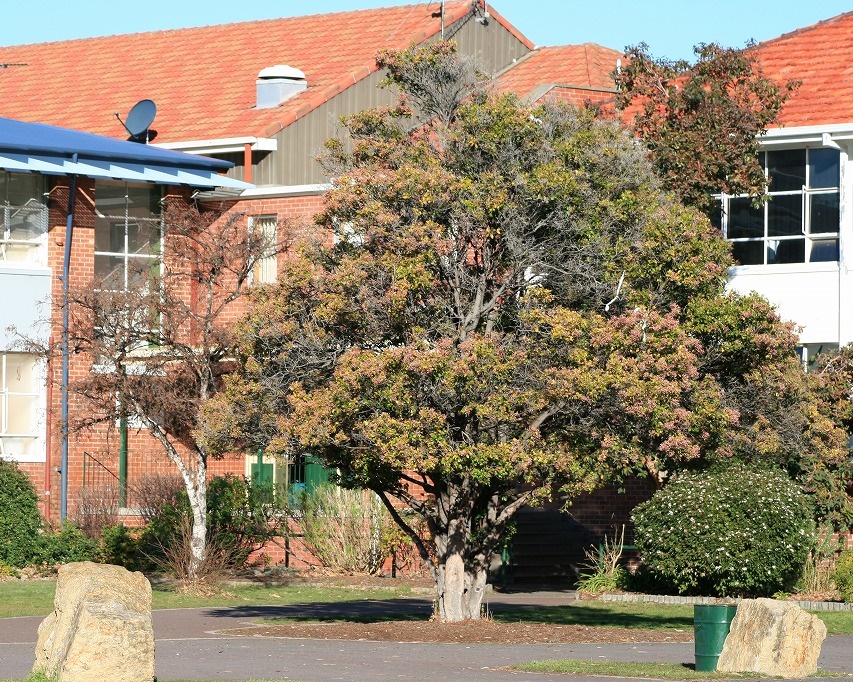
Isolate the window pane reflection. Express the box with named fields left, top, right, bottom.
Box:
left=768, top=194, right=802, bottom=236
left=727, top=198, right=763, bottom=239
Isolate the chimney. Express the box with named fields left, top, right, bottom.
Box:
left=256, top=65, right=307, bottom=109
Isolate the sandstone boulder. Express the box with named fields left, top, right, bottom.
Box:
left=33, top=561, right=154, bottom=682
left=716, top=598, right=826, bottom=678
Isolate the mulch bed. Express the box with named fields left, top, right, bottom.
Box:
left=220, top=620, right=693, bottom=644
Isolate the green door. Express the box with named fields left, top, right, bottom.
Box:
left=250, top=454, right=275, bottom=504
left=303, top=456, right=331, bottom=492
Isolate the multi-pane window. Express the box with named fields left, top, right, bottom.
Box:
left=94, top=181, right=162, bottom=290
left=249, top=215, right=277, bottom=284
left=0, top=353, right=42, bottom=458
left=714, top=148, right=840, bottom=265
left=0, top=172, right=47, bottom=265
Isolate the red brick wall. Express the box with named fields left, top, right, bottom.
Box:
left=39, top=183, right=333, bottom=525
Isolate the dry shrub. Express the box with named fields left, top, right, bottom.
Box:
left=799, top=525, right=843, bottom=597
left=300, top=485, right=393, bottom=574
left=146, top=513, right=232, bottom=593
left=73, top=484, right=119, bottom=537
left=131, top=473, right=184, bottom=522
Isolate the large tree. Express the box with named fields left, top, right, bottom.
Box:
left=203, top=44, right=850, bottom=620
left=615, top=42, right=799, bottom=215
left=64, top=199, right=288, bottom=578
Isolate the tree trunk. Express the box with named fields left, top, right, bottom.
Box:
left=186, top=459, right=208, bottom=579
left=434, top=549, right=488, bottom=621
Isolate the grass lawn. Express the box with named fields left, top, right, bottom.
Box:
left=1, top=580, right=851, bottom=635
left=516, top=659, right=845, bottom=679
left=0, top=579, right=415, bottom=619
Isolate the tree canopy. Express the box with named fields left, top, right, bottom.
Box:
left=615, top=42, right=799, bottom=214
left=203, top=43, right=850, bottom=620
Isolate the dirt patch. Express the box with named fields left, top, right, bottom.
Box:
left=219, top=620, right=693, bottom=645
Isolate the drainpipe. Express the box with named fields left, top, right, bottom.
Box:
left=60, top=163, right=78, bottom=521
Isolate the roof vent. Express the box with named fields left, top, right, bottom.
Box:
left=256, top=65, right=307, bottom=109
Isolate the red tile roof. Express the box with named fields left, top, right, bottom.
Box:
left=0, top=2, right=532, bottom=142
left=757, top=11, right=853, bottom=128
left=495, top=44, right=622, bottom=101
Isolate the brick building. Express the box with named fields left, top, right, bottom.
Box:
left=0, top=2, right=620, bottom=541
left=7, top=1, right=849, bottom=582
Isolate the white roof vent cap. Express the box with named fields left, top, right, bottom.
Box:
left=258, top=65, right=306, bottom=81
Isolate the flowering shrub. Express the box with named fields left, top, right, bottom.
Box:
left=632, top=461, right=814, bottom=596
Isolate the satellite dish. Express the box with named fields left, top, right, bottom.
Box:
left=115, top=99, right=157, bottom=142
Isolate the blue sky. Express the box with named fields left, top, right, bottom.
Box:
left=3, top=1, right=851, bottom=62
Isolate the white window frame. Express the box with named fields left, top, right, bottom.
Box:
left=717, top=147, right=841, bottom=266
left=93, top=181, right=163, bottom=292
left=249, top=214, right=278, bottom=285
left=0, top=352, right=46, bottom=462
left=0, top=172, right=48, bottom=267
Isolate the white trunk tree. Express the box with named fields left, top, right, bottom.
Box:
left=65, top=199, right=288, bottom=578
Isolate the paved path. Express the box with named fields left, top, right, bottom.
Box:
left=1, top=592, right=851, bottom=681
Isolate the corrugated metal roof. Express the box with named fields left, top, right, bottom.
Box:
left=0, top=117, right=250, bottom=188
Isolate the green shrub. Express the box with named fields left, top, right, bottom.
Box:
left=97, top=524, right=144, bottom=571
left=40, top=523, right=98, bottom=564
left=834, top=550, right=853, bottom=602
left=206, top=474, right=278, bottom=566
left=632, top=461, right=814, bottom=597
left=140, top=474, right=280, bottom=575
left=0, top=459, right=45, bottom=567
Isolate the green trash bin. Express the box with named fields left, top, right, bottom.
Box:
left=694, top=604, right=737, bottom=672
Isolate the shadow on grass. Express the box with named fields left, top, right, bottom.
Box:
left=204, top=597, right=433, bottom=622
left=205, top=599, right=693, bottom=631
left=491, top=604, right=694, bottom=630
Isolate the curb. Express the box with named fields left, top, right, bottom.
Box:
left=600, top=592, right=853, bottom=611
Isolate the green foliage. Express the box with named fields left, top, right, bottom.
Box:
left=206, top=474, right=279, bottom=566
left=204, top=42, right=848, bottom=619
left=300, top=484, right=393, bottom=574
left=97, top=524, right=144, bottom=571
left=140, top=474, right=279, bottom=575
left=0, top=459, right=45, bottom=568
left=632, top=461, right=814, bottom=596
left=24, top=671, right=58, bottom=682
left=616, top=42, right=798, bottom=215
left=39, top=523, right=98, bottom=565
left=833, top=551, right=853, bottom=602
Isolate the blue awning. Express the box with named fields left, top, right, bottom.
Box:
left=0, top=117, right=252, bottom=190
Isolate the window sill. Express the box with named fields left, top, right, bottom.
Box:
left=729, top=261, right=840, bottom=277
left=0, top=263, right=50, bottom=275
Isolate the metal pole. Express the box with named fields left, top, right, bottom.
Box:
left=60, top=167, right=78, bottom=521
left=118, top=415, right=127, bottom=508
